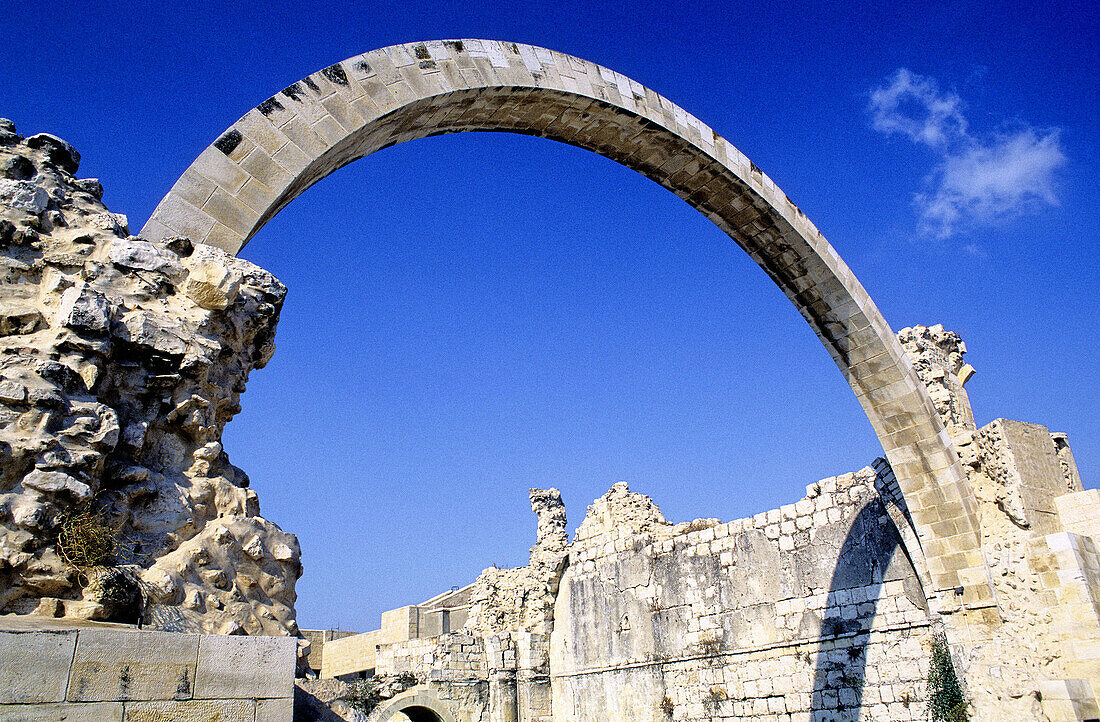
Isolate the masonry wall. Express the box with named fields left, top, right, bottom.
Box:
left=300, top=628, right=356, bottom=674
left=322, top=586, right=475, bottom=679
left=0, top=624, right=296, bottom=721
left=377, top=633, right=492, bottom=722
left=548, top=469, right=936, bottom=722
left=363, top=468, right=939, bottom=722
left=360, top=455, right=1100, bottom=721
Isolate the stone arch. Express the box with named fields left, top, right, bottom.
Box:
left=141, top=39, right=988, bottom=604
left=366, top=686, right=457, bottom=722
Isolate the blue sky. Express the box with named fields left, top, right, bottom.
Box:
left=4, top=1, right=1097, bottom=631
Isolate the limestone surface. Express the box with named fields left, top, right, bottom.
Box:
left=0, top=120, right=301, bottom=639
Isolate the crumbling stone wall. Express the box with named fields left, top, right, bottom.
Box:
left=365, top=348, right=1099, bottom=722
left=361, top=469, right=938, bottom=721
left=464, top=488, right=569, bottom=637
left=357, top=437, right=1096, bottom=722
left=898, top=324, right=1098, bottom=720
left=897, top=324, right=976, bottom=438
left=0, top=120, right=302, bottom=640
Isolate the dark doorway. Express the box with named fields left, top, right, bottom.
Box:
left=400, top=706, right=444, bottom=722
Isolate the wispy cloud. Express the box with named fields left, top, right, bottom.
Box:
left=869, top=69, right=1066, bottom=239
left=869, top=69, right=967, bottom=148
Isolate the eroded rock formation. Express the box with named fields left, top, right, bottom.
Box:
left=0, top=119, right=302, bottom=638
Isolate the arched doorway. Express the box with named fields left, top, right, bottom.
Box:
left=398, top=707, right=443, bottom=722
left=141, top=39, right=989, bottom=604
left=367, top=687, right=456, bottom=722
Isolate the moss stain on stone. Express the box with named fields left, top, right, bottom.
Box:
left=257, top=97, right=284, bottom=116
left=322, top=64, right=348, bottom=86
left=281, top=83, right=305, bottom=102
left=213, top=130, right=242, bottom=156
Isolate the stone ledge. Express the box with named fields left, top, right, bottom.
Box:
left=0, top=625, right=294, bottom=720
left=0, top=701, right=124, bottom=722
left=0, top=630, right=77, bottom=704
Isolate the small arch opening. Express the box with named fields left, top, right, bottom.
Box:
left=398, top=706, right=445, bottom=722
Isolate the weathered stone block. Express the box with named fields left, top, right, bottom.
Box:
left=193, top=634, right=295, bottom=700
left=0, top=178, right=49, bottom=213
left=124, top=698, right=255, bottom=722
left=0, top=702, right=123, bottom=721
left=57, top=282, right=111, bottom=334
left=108, top=238, right=185, bottom=280
left=0, top=630, right=77, bottom=703
left=182, top=252, right=241, bottom=310
left=979, top=419, right=1066, bottom=532
left=67, top=628, right=199, bottom=702
left=255, top=696, right=294, bottom=722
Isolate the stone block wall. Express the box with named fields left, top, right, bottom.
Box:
left=353, top=467, right=941, bottom=722
left=321, top=628, right=384, bottom=679
left=300, top=628, right=356, bottom=674
left=977, top=419, right=1077, bottom=533
left=1056, top=489, right=1100, bottom=539
left=1030, top=530, right=1100, bottom=682
left=549, top=470, right=937, bottom=721
left=320, top=585, right=475, bottom=679
left=0, top=623, right=296, bottom=721
left=377, top=633, right=491, bottom=721
left=327, top=443, right=1098, bottom=722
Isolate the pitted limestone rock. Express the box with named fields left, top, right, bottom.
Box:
left=0, top=120, right=301, bottom=639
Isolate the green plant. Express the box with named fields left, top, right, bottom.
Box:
left=343, top=678, right=383, bottom=715
left=57, top=500, right=121, bottom=569
left=659, top=695, right=674, bottom=717
left=697, top=636, right=723, bottom=656
left=927, top=634, right=968, bottom=721
left=342, top=673, right=420, bottom=715
left=703, top=686, right=726, bottom=712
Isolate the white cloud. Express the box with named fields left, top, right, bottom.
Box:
left=916, top=128, right=1065, bottom=238
left=869, top=69, right=967, bottom=148
left=869, top=69, right=1066, bottom=239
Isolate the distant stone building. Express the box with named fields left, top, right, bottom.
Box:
left=311, top=584, right=474, bottom=679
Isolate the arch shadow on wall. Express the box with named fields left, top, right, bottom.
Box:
left=809, top=463, right=929, bottom=721
left=141, top=39, right=989, bottom=602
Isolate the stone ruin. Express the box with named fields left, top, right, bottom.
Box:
left=0, top=37, right=1098, bottom=722
left=0, top=121, right=303, bottom=643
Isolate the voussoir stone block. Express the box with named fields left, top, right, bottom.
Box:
left=67, top=628, right=199, bottom=702
left=193, top=634, right=296, bottom=700
left=0, top=630, right=77, bottom=703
